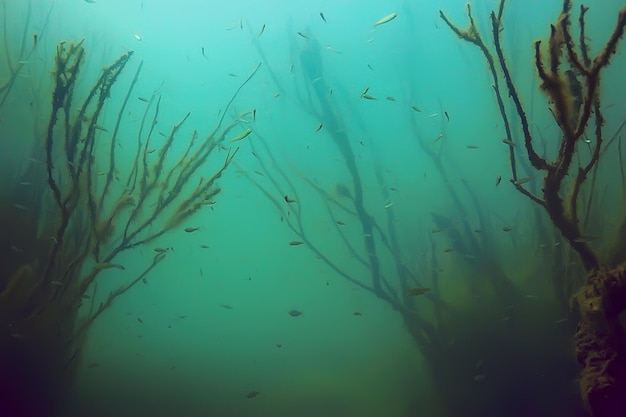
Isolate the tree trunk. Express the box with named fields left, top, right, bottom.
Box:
left=573, top=263, right=626, bottom=417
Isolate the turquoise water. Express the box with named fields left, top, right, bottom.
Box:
left=1, top=0, right=625, bottom=416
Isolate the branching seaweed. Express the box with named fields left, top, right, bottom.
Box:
left=1, top=39, right=258, bottom=412
left=441, top=1, right=626, bottom=415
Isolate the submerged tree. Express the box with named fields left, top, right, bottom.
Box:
left=249, top=21, right=573, bottom=417
left=441, top=1, right=626, bottom=416
left=241, top=2, right=626, bottom=416
left=0, top=38, right=257, bottom=416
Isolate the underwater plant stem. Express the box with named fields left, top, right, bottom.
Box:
left=74, top=252, right=166, bottom=342
left=41, top=42, right=86, bottom=286
left=490, top=7, right=551, bottom=174
left=98, top=60, right=143, bottom=213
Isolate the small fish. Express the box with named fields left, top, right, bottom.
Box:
left=154, top=248, right=168, bottom=253
left=406, top=287, right=431, bottom=297
left=137, top=96, right=148, bottom=102
left=386, top=96, right=396, bottom=101
left=320, top=12, right=327, bottom=22
left=92, top=262, right=125, bottom=271
left=444, top=111, right=450, bottom=121
left=360, top=86, right=370, bottom=97
left=12, top=203, right=29, bottom=211
left=258, top=24, right=266, bottom=37
left=50, top=280, right=64, bottom=287
left=288, top=309, right=303, bottom=317
left=273, top=91, right=280, bottom=98
left=297, top=31, right=309, bottom=39
left=336, top=220, right=345, bottom=225
left=431, top=228, right=443, bottom=233
left=289, top=241, right=304, bottom=246
left=502, top=226, right=513, bottom=232
left=384, top=201, right=395, bottom=209
left=284, top=195, right=297, bottom=203
left=325, top=45, right=342, bottom=53
left=362, top=94, right=377, bottom=100
left=220, top=304, right=234, bottom=310
left=142, top=278, right=148, bottom=285
left=230, top=128, right=252, bottom=142
left=502, top=138, right=515, bottom=147
left=512, top=177, right=531, bottom=185
left=84, top=0, right=96, bottom=3
left=137, top=317, right=143, bottom=324
left=315, top=123, right=323, bottom=132
left=443, top=247, right=455, bottom=253
left=432, top=132, right=443, bottom=144
left=367, top=64, right=374, bottom=71
left=496, top=176, right=502, bottom=187
left=94, top=124, right=108, bottom=132
left=246, top=391, right=260, bottom=399
left=572, top=236, right=598, bottom=243
left=466, top=145, right=479, bottom=149
left=276, top=343, right=282, bottom=348
left=201, top=47, right=207, bottom=59
left=184, top=227, right=199, bottom=233
left=374, top=12, right=397, bottom=27
left=353, top=311, right=362, bottom=316
left=133, top=33, right=142, bottom=41
left=411, top=105, right=422, bottom=112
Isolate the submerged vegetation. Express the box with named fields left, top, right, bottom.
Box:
left=441, top=1, right=626, bottom=415
left=1, top=9, right=258, bottom=412
left=1, top=1, right=625, bottom=416
left=244, top=1, right=626, bottom=416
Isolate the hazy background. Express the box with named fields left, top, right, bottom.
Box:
left=1, top=0, right=625, bottom=416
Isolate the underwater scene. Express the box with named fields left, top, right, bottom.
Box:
left=1, top=0, right=626, bottom=416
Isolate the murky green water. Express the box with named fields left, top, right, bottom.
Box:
left=1, top=1, right=625, bottom=416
